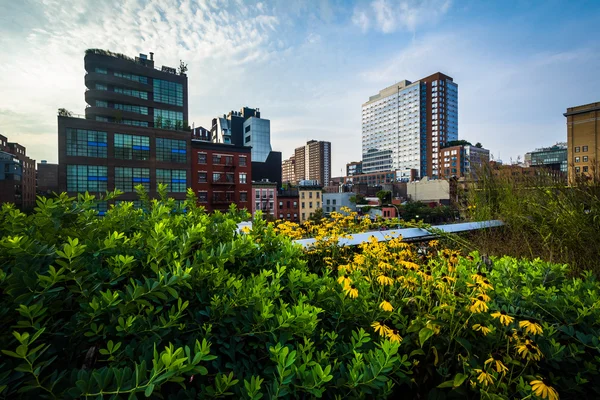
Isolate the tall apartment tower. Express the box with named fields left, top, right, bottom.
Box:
left=58, top=49, right=191, bottom=207
left=362, top=72, right=458, bottom=180
left=294, top=140, right=331, bottom=186
left=565, top=102, right=600, bottom=184
left=282, top=156, right=296, bottom=184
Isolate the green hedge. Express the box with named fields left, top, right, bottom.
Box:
left=0, top=189, right=599, bottom=399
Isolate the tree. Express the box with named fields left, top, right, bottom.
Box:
left=349, top=194, right=368, bottom=205
left=57, top=108, right=73, bottom=117
left=179, top=60, right=188, bottom=75
left=308, top=208, right=325, bottom=223
left=444, top=140, right=472, bottom=148
left=475, top=142, right=483, bottom=148
left=376, top=190, right=392, bottom=205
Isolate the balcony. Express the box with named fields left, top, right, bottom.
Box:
left=211, top=197, right=234, bottom=204
left=211, top=178, right=236, bottom=185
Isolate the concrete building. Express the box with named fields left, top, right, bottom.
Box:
left=190, top=129, right=252, bottom=213
left=346, top=161, right=363, bottom=177
left=277, top=189, right=299, bottom=222
left=344, top=170, right=398, bottom=186
left=282, top=156, right=296, bottom=184
left=37, top=161, right=59, bottom=195
left=323, top=192, right=356, bottom=215
left=362, top=72, right=458, bottom=180
left=565, top=102, right=600, bottom=183
left=439, top=144, right=490, bottom=179
left=0, top=134, right=36, bottom=209
left=407, top=177, right=451, bottom=204
left=524, top=143, right=567, bottom=175
left=298, top=181, right=322, bottom=222
left=294, top=140, right=331, bottom=186
left=252, top=180, right=278, bottom=218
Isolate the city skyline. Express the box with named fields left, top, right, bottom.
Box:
left=1, top=0, right=600, bottom=175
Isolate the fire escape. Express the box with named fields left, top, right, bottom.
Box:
left=211, top=156, right=236, bottom=210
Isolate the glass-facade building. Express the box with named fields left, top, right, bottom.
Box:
left=243, top=117, right=272, bottom=162
left=525, top=144, right=567, bottom=173
left=361, top=73, right=458, bottom=180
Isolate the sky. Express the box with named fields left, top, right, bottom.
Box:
left=1, top=0, right=599, bottom=176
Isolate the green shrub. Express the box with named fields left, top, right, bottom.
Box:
left=0, top=188, right=599, bottom=398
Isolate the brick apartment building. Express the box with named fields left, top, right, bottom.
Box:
left=277, top=189, right=300, bottom=222
left=565, top=102, right=600, bottom=183
left=0, top=134, right=36, bottom=209
left=191, top=128, right=251, bottom=213
left=252, top=180, right=278, bottom=218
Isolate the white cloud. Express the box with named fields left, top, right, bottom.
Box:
left=351, top=8, right=370, bottom=33
left=353, top=0, right=452, bottom=33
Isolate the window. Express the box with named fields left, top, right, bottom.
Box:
left=309, top=202, right=313, bottom=208
left=156, top=138, right=186, bottom=163
left=316, top=202, right=320, bottom=208
left=301, top=192, right=305, bottom=199
left=96, top=100, right=108, bottom=108
left=198, top=172, right=207, bottom=183
left=583, top=146, right=588, bottom=152
left=114, top=133, right=150, bottom=160
left=226, top=173, right=234, bottom=183
left=114, top=71, right=148, bottom=84
left=155, top=109, right=184, bottom=129
left=239, top=173, right=247, bottom=184
left=576, top=166, right=581, bottom=173
left=157, top=169, right=186, bottom=192
left=114, top=87, right=148, bottom=99
left=240, top=192, right=248, bottom=202
left=332, top=206, right=336, bottom=211
left=293, top=201, right=297, bottom=207
left=327, top=199, right=330, bottom=205
left=66, top=129, right=108, bottom=158
left=95, top=84, right=107, bottom=90
left=302, top=213, right=305, bottom=220
left=115, top=167, right=150, bottom=192
left=245, top=136, right=251, bottom=143
left=575, top=147, right=580, bottom=153
left=95, top=67, right=107, bottom=74
left=114, top=103, right=148, bottom=115
left=153, top=79, right=183, bottom=106
left=584, top=156, right=589, bottom=162
left=224, top=156, right=233, bottom=165
left=583, top=166, right=589, bottom=172
left=213, top=172, right=221, bottom=182
left=279, top=214, right=283, bottom=219
left=122, top=119, right=149, bottom=127
left=96, top=116, right=109, bottom=122
left=309, top=192, right=313, bottom=199
left=287, top=201, right=290, bottom=208
left=213, top=155, right=221, bottom=164
left=66, top=165, right=107, bottom=192
left=575, top=157, right=580, bottom=163
left=317, top=192, right=320, bottom=199
left=287, top=213, right=290, bottom=218
left=279, top=201, right=283, bottom=208
left=245, top=125, right=251, bottom=133
left=333, top=199, right=336, bottom=205
left=198, top=153, right=207, bottom=164
left=302, top=202, right=305, bottom=208
left=239, top=156, right=247, bottom=167
left=198, top=191, right=208, bottom=203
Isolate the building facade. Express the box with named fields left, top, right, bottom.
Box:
left=298, top=183, right=322, bottom=222
left=282, top=156, right=296, bottom=184
left=37, top=161, right=59, bottom=195
left=294, top=140, right=331, bottom=186
left=344, top=170, right=398, bottom=186
left=252, top=181, right=278, bottom=218
left=524, top=143, right=567, bottom=174
left=323, top=192, right=356, bottom=215
left=190, top=137, right=251, bottom=213
left=0, top=134, right=36, bottom=209
left=565, top=102, right=600, bottom=183
left=346, top=161, right=363, bottom=176
left=84, top=49, right=188, bottom=130
left=439, top=144, right=490, bottom=179
left=362, top=72, right=458, bottom=180
left=277, top=189, right=300, bottom=222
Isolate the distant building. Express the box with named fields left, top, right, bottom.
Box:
left=362, top=72, right=458, bottom=179
left=190, top=136, right=252, bottom=213
left=277, top=189, right=299, bottom=222
left=439, top=144, right=490, bottom=179
left=346, top=161, right=362, bottom=176
left=282, top=156, right=296, bottom=184
left=0, top=133, right=36, bottom=209
left=298, top=181, right=322, bottom=222
left=407, top=177, right=451, bottom=205
left=252, top=180, right=278, bottom=218
left=294, top=140, right=331, bottom=186
left=344, top=170, right=398, bottom=186
left=37, top=161, right=59, bottom=195
left=565, top=102, right=600, bottom=183
left=524, top=143, right=567, bottom=174
left=323, top=192, right=356, bottom=214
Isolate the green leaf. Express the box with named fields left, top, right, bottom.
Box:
left=453, top=373, right=467, bottom=387
left=419, top=327, right=434, bottom=348
left=437, top=380, right=454, bottom=388
left=145, top=383, right=155, bottom=397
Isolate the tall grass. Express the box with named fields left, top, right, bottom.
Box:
left=461, top=163, right=600, bottom=275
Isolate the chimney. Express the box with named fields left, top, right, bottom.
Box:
left=149, top=52, right=154, bottom=61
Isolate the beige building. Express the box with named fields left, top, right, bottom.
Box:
left=282, top=156, right=295, bottom=184
left=407, top=177, right=450, bottom=204
left=298, top=184, right=322, bottom=222
left=294, top=140, right=331, bottom=186
left=565, top=102, right=600, bottom=183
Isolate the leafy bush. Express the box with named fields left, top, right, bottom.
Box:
left=1, top=189, right=599, bottom=398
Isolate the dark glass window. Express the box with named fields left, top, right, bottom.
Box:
left=157, top=169, right=186, bottom=192
left=198, top=153, right=207, bottom=164
left=114, top=71, right=148, bottom=84
left=198, top=191, right=208, bottom=203
left=155, top=109, right=184, bottom=129
left=113, top=103, right=148, bottom=115
left=115, top=167, right=150, bottom=192
left=114, top=133, right=150, bottom=160
left=153, top=79, right=183, bottom=106
left=122, top=120, right=148, bottom=127
left=114, top=87, right=148, bottom=99
left=245, top=136, right=251, bottom=143
left=239, top=156, right=247, bottom=167
left=198, top=172, right=207, bottom=183
left=66, top=165, right=108, bottom=192
left=156, top=138, right=186, bottom=163
left=240, top=192, right=247, bottom=201
left=66, top=128, right=107, bottom=158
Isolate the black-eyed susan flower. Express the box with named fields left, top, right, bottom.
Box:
left=472, top=324, right=492, bottom=336
left=491, top=310, right=515, bottom=326
left=344, top=284, right=358, bottom=299
left=469, top=296, right=489, bottom=313
left=377, top=274, right=394, bottom=286
left=386, top=328, right=403, bottom=343
left=484, top=356, right=508, bottom=375
left=516, top=341, right=542, bottom=361
left=371, top=321, right=390, bottom=337
left=337, top=274, right=352, bottom=287
left=519, top=320, right=543, bottom=335
left=474, top=369, right=494, bottom=386
left=530, top=377, right=559, bottom=400
left=379, top=300, right=394, bottom=312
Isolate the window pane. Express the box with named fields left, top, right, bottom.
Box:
left=156, top=138, right=187, bottom=163
left=65, top=128, right=107, bottom=158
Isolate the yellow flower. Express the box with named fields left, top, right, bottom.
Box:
left=386, top=328, right=403, bottom=343
left=491, top=310, right=515, bottom=326
left=516, top=341, right=542, bottom=361
left=469, top=296, right=489, bottom=313
left=474, top=369, right=494, bottom=387
left=428, top=240, right=439, bottom=247
left=337, top=274, right=352, bottom=287
left=472, top=324, right=492, bottom=336
left=241, top=226, right=251, bottom=234
left=344, top=284, right=358, bottom=299
left=379, top=300, right=394, bottom=312
left=484, top=356, right=508, bottom=375
left=371, top=321, right=391, bottom=337
left=519, top=320, right=543, bottom=335
left=376, top=274, right=394, bottom=286
left=530, top=378, right=559, bottom=400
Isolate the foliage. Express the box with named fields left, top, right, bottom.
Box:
left=179, top=60, right=188, bottom=75
left=85, top=48, right=136, bottom=62
left=376, top=190, right=392, bottom=205
left=1, top=190, right=600, bottom=398
left=57, top=108, right=73, bottom=117
left=399, top=201, right=456, bottom=224
left=349, top=194, right=368, bottom=205
left=445, top=140, right=473, bottom=148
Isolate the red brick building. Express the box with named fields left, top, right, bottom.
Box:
left=252, top=181, right=277, bottom=218
left=0, top=134, right=36, bottom=209
left=277, top=189, right=300, bottom=222
left=191, top=132, right=251, bottom=213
